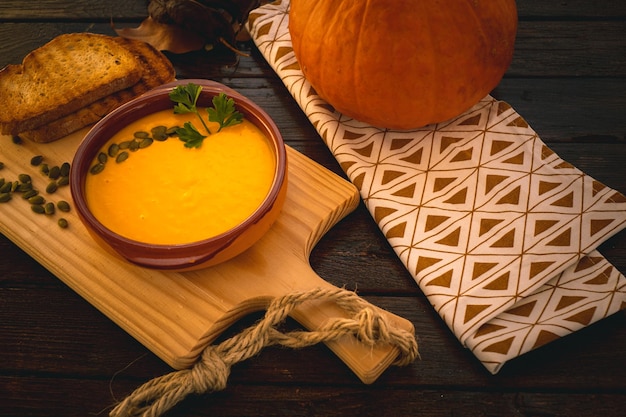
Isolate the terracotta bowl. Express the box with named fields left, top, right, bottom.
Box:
left=70, top=79, right=288, bottom=270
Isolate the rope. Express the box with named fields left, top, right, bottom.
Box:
left=109, top=287, right=419, bottom=417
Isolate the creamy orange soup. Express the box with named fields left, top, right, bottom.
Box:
left=85, top=108, right=276, bottom=245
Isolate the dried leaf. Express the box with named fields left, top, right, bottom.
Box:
left=114, top=17, right=205, bottom=54
left=148, top=0, right=236, bottom=45
left=116, top=0, right=269, bottom=55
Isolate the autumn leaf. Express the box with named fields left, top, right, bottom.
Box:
left=115, top=0, right=268, bottom=55
left=114, top=16, right=205, bottom=54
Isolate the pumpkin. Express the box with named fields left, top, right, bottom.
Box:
left=288, top=0, right=518, bottom=130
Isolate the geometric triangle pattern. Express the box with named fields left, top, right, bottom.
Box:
left=247, top=0, right=626, bottom=374
left=465, top=252, right=626, bottom=373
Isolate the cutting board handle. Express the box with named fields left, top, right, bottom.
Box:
left=287, top=270, right=416, bottom=384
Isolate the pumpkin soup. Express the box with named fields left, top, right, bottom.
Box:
left=85, top=108, right=276, bottom=245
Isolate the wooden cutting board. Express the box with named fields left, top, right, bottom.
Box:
left=0, top=130, right=414, bottom=384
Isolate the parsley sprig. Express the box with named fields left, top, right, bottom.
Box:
left=208, top=93, right=244, bottom=132
left=169, top=83, right=244, bottom=148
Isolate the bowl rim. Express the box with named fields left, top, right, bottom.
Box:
left=70, top=79, right=287, bottom=268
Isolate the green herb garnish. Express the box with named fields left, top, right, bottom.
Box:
left=176, top=121, right=207, bottom=149
left=208, top=93, right=244, bottom=132
left=169, top=83, right=244, bottom=148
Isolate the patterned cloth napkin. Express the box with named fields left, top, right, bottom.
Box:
left=247, top=0, right=626, bottom=373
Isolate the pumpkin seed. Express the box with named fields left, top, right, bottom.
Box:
left=134, top=131, right=150, bottom=139
left=17, top=182, right=33, bottom=192
left=0, top=181, right=11, bottom=193
left=97, top=152, right=108, bottom=164
left=151, top=125, right=167, bottom=135
left=57, top=176, right=69, bottom=187
left=152, top=126, right=168, bottom=141
left=11, top=181, right=19, bottom=192
left=119, top=140, right=132, bottom=150
left=40, top=163, right=49, bottom=175
left=48, top=165, right=61, bottom=179
left=31, top=204, right=45, bottom=214
left=108, top=143, right=120, bottom=157
left=166, top=126, right=180, bottom=136
left=57, top=200, right=71, bottom=212
left=58, top=218, right=69, bottom=229
left=12, top=135, right=22, bottom=144
left=153, top=132, right=168, bottom=141
left=28, top=195, right=45, bottom=205
left=115, top=151, right=129, bottom=163
left=90, top=163, right=105, bottom=175
left=46, top=181, right=58, bottom=194
left=0, top=162, right=4, bottom=170
left=60, top=162, right=71, bottom=177
left=129, top=140, right=140, bottom=151
left=18, top=173, right=31, bottom=183
left=0, top=178, right=4, bottom=187
left=30, top=155, right=44, bottom=166
left=0, top=192, right=11, bottom=203
left=44, top=202, right=55, bottom=215
left=22, top=189, right=38, bottom=199
left=139, top=137, right=153, bottom=148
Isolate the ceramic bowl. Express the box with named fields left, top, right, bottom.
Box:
left=70, top=79, right=288, bottom=270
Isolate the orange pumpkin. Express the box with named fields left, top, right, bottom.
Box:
left=289, top=0, right=518, bottom=129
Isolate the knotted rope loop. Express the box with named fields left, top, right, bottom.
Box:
left=191, top=348, right=230, bottom=393
left=110, top=287, right=419, bottom=417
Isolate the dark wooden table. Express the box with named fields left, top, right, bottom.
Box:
left=1, top=1, right=625, bottom=416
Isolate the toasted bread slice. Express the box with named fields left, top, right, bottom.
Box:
left=0, top=33, right=143, bottom=135
left=19, top=38, right=176, bottom=143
